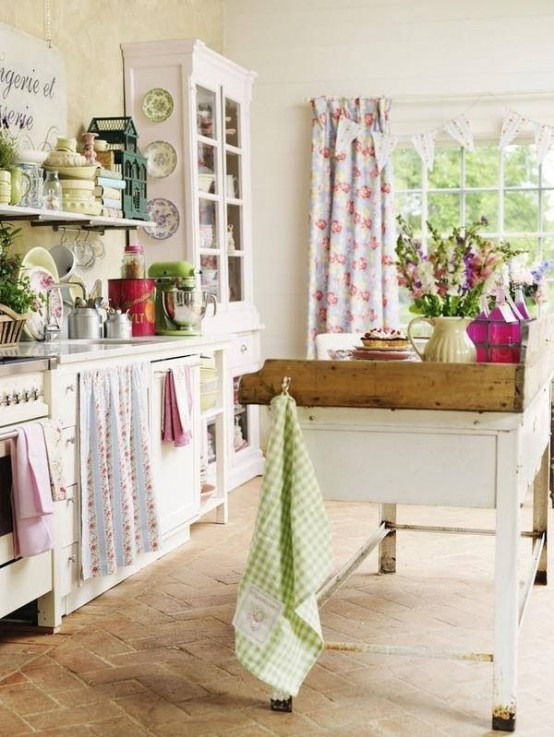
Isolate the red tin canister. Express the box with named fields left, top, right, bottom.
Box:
left=107, top=278, right=156, bottom=336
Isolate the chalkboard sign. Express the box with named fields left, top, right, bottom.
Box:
left=0, top=22, right=66, bottom=152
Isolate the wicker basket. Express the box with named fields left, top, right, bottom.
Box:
left=0, top=304, right=28, bottom=346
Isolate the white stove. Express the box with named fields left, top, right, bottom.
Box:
left=0, top=355, right=57, bottom=623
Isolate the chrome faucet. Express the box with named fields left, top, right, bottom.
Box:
left=43, top=281, right=86, bottom=342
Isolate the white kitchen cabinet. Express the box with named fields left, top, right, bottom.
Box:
left=122, top=39, right=264, bottom=488
left=149, top=354, right=202, bottom=540
left=34, top=337, right=230, bottom=628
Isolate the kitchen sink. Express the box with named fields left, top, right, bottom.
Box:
left=57, top=338, right=164, bottom=347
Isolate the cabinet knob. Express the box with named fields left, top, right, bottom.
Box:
left=240, top=344, right=248, bottom=353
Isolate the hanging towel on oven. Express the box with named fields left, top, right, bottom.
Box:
left=10, top=423, right=54, bottom=557
left=233, top=392, right=333, bottom=697
left=39, top=418, right=66, bottom=501
left=162, top=366, right=193, bottom=447
left=79, top=363, right=160, bottom=580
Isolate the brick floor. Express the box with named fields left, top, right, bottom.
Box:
left=1, top=479, right=554, bottom=736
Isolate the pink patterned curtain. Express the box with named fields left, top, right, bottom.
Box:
left=306, top=96, right=400, bottom=357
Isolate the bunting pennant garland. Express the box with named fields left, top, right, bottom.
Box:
left=310, top=96, right=554, bottom=172
left=443, top=114, right=475, bottom=152
left=534, top=123, right=552, bottom=166
left=412, top=130, right=436, bottom=171
left=372, top=131, right=397, bottom=173
left=499, top=109, right=525, bottom=149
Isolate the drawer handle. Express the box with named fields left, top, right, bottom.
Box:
left=65, top=436, right=76, bottom=445
left=66, top=384, right=76, bottom=393
left=240, top=344, right=248, bottom=353
left=67, top=556, right=75, bottom=563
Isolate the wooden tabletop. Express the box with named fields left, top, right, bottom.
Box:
left=239, top=315, right=554, bottom=413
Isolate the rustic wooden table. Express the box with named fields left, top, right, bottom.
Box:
left=239, top=316, right=554, bottom=731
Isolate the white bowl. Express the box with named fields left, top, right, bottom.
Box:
left=15, top=149, right=49, bottom=166
left=43, top=165, right=98, bottom=180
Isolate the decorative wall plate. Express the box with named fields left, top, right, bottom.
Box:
left=142, top=88, right=174, bottom=123
left=144, top=198, right=180, bottom=240
left=143, top=140, right=177, bottom=178
left=22, top=266, right=63, bottom=341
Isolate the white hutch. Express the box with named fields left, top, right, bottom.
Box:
left=121, top=38, right=264, bottom=489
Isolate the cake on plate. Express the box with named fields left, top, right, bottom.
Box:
left=360, top=328, right=410, bottom=350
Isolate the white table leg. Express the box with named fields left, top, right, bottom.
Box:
left=379, top=503, right=396, bottom=573
left=492, top=432, right=520, bottom=732
left=533, top=446, right=549, bottom=585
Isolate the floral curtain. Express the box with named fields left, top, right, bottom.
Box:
left=79, top=362, right=160, bottom=580
left=306, top=96, right=400, bottom=357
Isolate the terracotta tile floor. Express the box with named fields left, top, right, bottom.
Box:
left=2, top=478, right=554, bottom=736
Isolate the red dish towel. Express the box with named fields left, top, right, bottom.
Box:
left=10, top=424, right=55, bottom=558
left=162, top=367, right=193, bottom=447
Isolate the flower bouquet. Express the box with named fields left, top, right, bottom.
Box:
left=508, top=254, right=553, bottom=308
left=395, top=216, right=518, bottom=319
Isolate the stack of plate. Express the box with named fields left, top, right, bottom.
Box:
left=19, top=247, right=63, bottom=341
left=351, top=343, right=417, bottom=361
left=59, top=178, right=101, bottom=216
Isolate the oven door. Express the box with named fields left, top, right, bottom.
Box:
left=0, top=436, right=15, bottom=566
left=0, top=431, right=53, bottom=619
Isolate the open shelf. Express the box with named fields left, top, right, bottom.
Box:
left=0, top=204, right=151, bottom=232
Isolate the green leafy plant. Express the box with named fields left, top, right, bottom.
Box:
left=0, top=222, right=40, bottom=315
left=395, top=215, right=520, bottom=318
left=0, top=118, right=19, bottom=169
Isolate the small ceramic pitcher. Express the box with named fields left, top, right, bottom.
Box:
left=407, top=316, right=477, bottom=363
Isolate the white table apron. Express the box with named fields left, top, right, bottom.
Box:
left=296, top=381, right=551, bottom=733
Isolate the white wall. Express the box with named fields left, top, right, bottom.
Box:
left=223, top=0, right=554, bottom=359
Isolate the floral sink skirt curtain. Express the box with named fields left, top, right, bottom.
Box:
left=307, top=96, right=400, bottom=357
left=79, top=363, right=160, bottom=580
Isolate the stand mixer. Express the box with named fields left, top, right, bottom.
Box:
left=148, top=261, right=217, bottom=336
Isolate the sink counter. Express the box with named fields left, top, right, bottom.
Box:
left=0, top=333, right=232, bottom=365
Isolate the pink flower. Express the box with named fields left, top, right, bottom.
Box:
left=315, top=218, right=327, bottom=230
left=327, top=292, right=338, bottom=305
left=359, top=186, right=372, bottom=199
left=331, top=220, right=342, bottom=234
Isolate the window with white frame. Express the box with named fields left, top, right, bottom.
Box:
left=393, top=142, right=554, bottom=324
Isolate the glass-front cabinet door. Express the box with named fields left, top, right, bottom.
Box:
left=195, top=83, right=245, bottom=307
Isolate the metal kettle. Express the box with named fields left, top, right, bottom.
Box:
left=68, top=301, right=103, bottom=339
left=105, top=308, right=133, bottom=339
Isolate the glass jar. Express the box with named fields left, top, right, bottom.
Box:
left=121, top=243, right=145, bottom=279
left=42, top=170, right=62, bottom=210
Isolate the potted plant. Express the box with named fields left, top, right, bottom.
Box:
left=0, top=118, right=19, bottom=205
left=0, top=221, right=39, bottom=344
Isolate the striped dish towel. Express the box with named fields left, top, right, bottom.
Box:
left=233, top=392, right=333, bottom=697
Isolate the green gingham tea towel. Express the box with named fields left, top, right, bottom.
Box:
left=233, top=392, right=333, bottom=697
